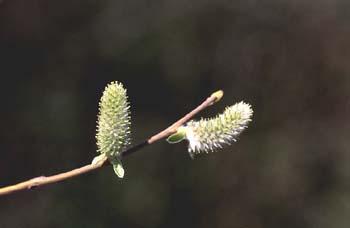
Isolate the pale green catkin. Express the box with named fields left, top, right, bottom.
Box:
left=96, top=81, right=131, bottom=159
left=183, top=101, right=253, bottom=158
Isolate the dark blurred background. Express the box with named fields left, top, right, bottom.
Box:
left=0, top=0, right=349, bottom=227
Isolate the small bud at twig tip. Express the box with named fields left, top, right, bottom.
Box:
left=211, top=90, right=224, bottom=103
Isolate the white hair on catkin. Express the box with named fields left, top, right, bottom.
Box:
left=183, top=101, right=253, bottom=158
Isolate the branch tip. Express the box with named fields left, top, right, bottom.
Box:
left=210, top=90, right=224, bottom=104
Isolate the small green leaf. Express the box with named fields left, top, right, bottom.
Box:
left=109, top=156, right=125, bottom=178
left=166, top=127, right=187, bottom=144
left=113, top=161, right=125, bottom=178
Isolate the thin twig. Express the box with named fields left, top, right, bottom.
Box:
left=148, top=91, right=221, bottom=144
left=0, top=90, right=222, bottom=196
left=122, top=90, right=222, bottom=157
left=0, top=155, right=108, bottom=196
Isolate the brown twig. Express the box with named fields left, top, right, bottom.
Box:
left=0, top=90, right=223, bottom=196
left=122, top=90, right=223, bottom=157
left=148, top=90, right=222, bottom=144
left=0, top=155, right=108, bottom=196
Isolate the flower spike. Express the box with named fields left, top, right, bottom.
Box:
left=182, top=101, right=253, bottom=158
left=96, top=81, right=131, bottom=177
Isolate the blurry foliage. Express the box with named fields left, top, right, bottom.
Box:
left=0, top=0, right=349, bottom=228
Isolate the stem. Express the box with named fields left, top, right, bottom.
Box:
left=122, top=90, right=222, bottom=156
left=0, top=91, right=222, bottom=196
left=0, top=155, right=108, bottom=196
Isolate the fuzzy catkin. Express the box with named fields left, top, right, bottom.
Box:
left=184, top=101, right=253, bottom=157
left=96, top=81, right=131, bottom=158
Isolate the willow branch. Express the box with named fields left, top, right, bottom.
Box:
left=121, top=90, right=223, bottom=157
left=0, top=90, right=222, bottom=196
left=0, top=155, right=108, bottom=196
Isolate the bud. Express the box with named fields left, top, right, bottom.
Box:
left=183, top=101, right=253, bottom=158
